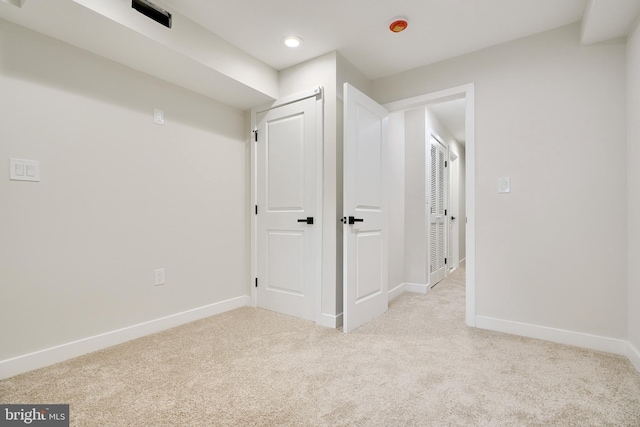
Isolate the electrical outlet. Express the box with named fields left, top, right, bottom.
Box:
left=154, top=268, right=165, bottom=286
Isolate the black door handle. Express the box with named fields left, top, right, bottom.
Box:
left=451, top=216, right=456, bottom=220
left=297, top=217, right=314, bottom=225
left=348, top=216, right=364, bottom=225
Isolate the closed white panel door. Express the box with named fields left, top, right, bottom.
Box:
left=429, top=136, right=448, bottom=286
left=256, top=96, right=317, bottom=321
left=343, top=83, right=388, bottom=333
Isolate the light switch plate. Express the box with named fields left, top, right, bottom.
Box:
left=154, top=268, right=165, bottom=286
left=10, top=158, right=40, bottom=182
left=154, top=108, right=164, bottom=125
left=498, top=177, right=510, bottom=193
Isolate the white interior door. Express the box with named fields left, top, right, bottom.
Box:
left=255, top=95, right=319, bottom=321
left=343, top=83, right=388, bottom=333
left=429, top=136, right=448, bottom=286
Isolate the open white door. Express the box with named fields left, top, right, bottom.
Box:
left=342, top=83, right=388, bottom=333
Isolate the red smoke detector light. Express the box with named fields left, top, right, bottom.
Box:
left=389, top=19, right=408, bottom=33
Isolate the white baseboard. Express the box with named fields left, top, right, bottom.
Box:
left=388, top=283, right=405, bottom=301
left=475, top=316, right=628, bottom=356
left=405, top=282, right=429, bottom=294
left=318, top=312, right=343, bottom=328
left=627, top=341, right=640, bottom=374
left=0, top=295, right=250, bottom=380
left=388, top=282, right=429, bottom=301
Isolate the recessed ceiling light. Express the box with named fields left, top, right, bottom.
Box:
left=282, top=36, right=303, bottom=48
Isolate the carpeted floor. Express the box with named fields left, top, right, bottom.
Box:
left=2, top=266, right=640, bottom=426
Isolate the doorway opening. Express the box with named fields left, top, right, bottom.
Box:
left=384, top=83, right=476, bottom=327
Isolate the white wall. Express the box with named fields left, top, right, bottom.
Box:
left=0, top=22, right=248, bottom=363
left=403, top=108, right=428, bottom=286
left=387, top=111, right=406, bottom=294
left=628, top=19, right=640, bottom=363
left=374, top=24, right=627, bottom=339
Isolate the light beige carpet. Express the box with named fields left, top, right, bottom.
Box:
left=2, top=266, right=640, bottom=426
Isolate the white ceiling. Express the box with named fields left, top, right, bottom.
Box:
left=1, top=0, right=639, bottom=112
left=154, top=0, right=638, bottom=142
left=581, top=0, right=640, bottom=44
left=428, top=99, right=467, bottom=145
left=160, top=0, right=588, bottom=79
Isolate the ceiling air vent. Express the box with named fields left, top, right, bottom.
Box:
left=132, top=0, right=172, bottom=28
left=1, top=0, right=25, bottom=7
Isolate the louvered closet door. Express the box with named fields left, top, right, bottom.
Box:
left=429, top=136, right=448, bottom=286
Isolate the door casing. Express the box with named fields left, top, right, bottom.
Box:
left=384, top=83, right=476, bottom=327
left=448, top=152, right=460, bottom=271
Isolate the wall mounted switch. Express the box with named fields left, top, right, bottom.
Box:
left=498, top=177, right=511, bottom=194
left=154, top=268, right=165, bottom=286
left=154, top=108, right=164, bottom=125
left=10, top=158, right=40, bottom=182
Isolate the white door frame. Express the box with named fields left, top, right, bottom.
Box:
left=250, top=86, right=324, bottom=324
left=384, top=83, right=476, bottom=327
left=448, top=151, right=460, bottom=271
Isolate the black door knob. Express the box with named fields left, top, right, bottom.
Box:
left=297, top=217, right=314, bottom=225
left=348, top=216, right=364, bottom=225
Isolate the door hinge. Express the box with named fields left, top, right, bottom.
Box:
left=255, top=205, right=258, bottom=215
left=445, top=258, right=447, bottom=265
left=445, top=161, right=448, bottom=167
left=445, top=209, right=447, bottom=216
left=255, top=278, right=258, bottom=288
left=253, top=129, right=258, bottom=142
